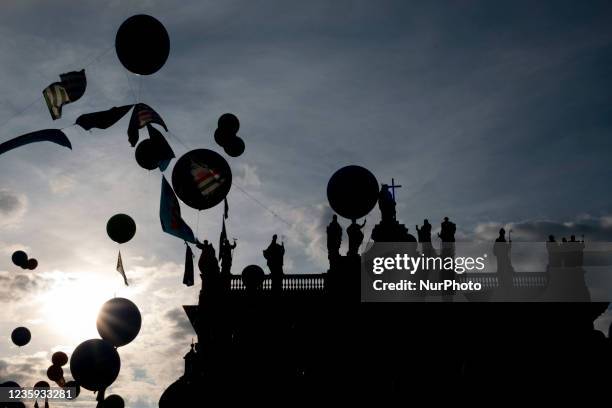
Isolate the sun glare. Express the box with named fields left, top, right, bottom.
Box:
left=41, top=273, right=121, bottom=343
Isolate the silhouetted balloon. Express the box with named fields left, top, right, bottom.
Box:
left=11, top=251, right=28, bottom=268
left=104, top=394, right=125, bottom=408
left=172, top=149, right=232, bottom=210
left=135, top=139, right=159, bottom=170
left=242, top=265, right=265, bottom=290
left=33, top=381, right=49, bottom=389
left=106, top=214, right=136, bottom=244
left=223, top=136, right=245, bottom=157
left=46, top=365, right=63, bottom=382
left=52, top=351, right=69, bottom=366
left=97, top=298, right=142, bottom=347
left=63, top=380, right=80, bottom=399
left=327, top=165, right=379, bottom=219
left=218, top=113, right=240, bottom=134
left=70, top=339, right=120, bottom=391
left=11, top=327, right=31, bottom=347
left=26, top=258, right=38, bottom=270
left=115, top=15, right=170, bottom=75
left=214, top=128, right=233, bottom=148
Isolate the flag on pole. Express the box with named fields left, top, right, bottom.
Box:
left=219, top=219, right=227, bottom=258
left=183, top=244, right=194, bottom=287
left=160, top=176, right=196, bottom=243
left=43, top=70, right=87, bottom=119
left=116, top=251, right=129, bottom=286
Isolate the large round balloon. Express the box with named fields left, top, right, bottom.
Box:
left=135, top=139, right=159, bottom=170
left=11, top=251, right=28, bottom=268
left=115, top=15, right=170, bottom=75
left=106, top=214, right=136, bottom=244
left=327, top=165, right=379, bottom=219
left=63, top=380, right=80, bottom=400
left=70, top=339, right=120, bottom=391
left=52, top=351, right=68, bottom=366
left=97, top=298, right=142, bottom=347
left=11, top=327, right=31, bottom=347
left=223, top=136, right=245, bottom=157
left=104, top=394, right=125, bottom=408
left=172, top=149, right=232, bottom=210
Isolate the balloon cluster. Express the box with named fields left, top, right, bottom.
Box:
left=46, top=351, right=80, bottom=399
left=67, top=298, right=140, bottom=405
left=11, top=250, right=37, bottom=270
left=214, top=113, right=245, bottom=157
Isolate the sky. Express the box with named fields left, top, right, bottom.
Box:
left=1, top=0, right=612, bottom=406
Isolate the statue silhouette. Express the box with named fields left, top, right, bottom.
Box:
left=326, top=215, right=343, bottom=261
left=493, top=228, right=514, bottom=293
left=416, top=219, right=432, bottom=243
left=438, top=217, right=456, bottom=243
left=219, top=237, right=237, bottom=275
left=263, top=234, right=285, bottom=293
left=196, top=239, right=221, bottom=295
left=378, top=184, right=396, bottom=222
left=347, top=218, right=366, bottom=256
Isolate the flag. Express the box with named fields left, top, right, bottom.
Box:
left=223, top=197, right=229, bottom=219
left=127, top=103, right=168, bottom=146
left=219, top=219, right=227, bottom=258
left=43, top=70, right=86, bottom=119
left=160, top=176, right=196, bottom=243
left=147, top=124, right=175, bottom=171
left=190, top=160, right=225, bottom=197
left=183, top=245, right=194, bottom=287
left=116, top=251, right=128, bottom=286
left=76, top=105, right=134, bottom=130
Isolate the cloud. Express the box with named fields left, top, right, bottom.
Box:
left=235, top=163, right=262, bottom=188
left=0, top=189, right=27, bottom=227
left=470, top=215, right=612, bottom=242
left=164, top=307, right=195, bottom=339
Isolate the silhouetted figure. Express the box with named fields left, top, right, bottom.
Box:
left=416, top=219, right=432, bottom=243
left=438, top=217, right=456, bottom=301
left=326, top=215, right=343, bottom=261
left=196, top=240, right=221, bottom=296
left=546, top=235, right=561, bottom=268
left=566, top=234, right=585, bottom=267
left=438, top=217, right=456, bottom=243
left=219, top=238, right=237, bottom=275
left=493, top=228, right=514, bottom=293
left=263, top=234, right=285, bottom=294
left=378, top=184, right=396, bottom=222
left=184, top=342, right=198, bottom=383
left=347, top=218, right=366, bottom=256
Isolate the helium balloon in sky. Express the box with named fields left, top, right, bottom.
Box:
left=97, top=298, right=142, bottom=347
left=70, top=339, right=120, bottom=391
left=172, top=149, right=232, bottom=211
left=327, top=165, right=379, bottom=220
left=115, top=15, right=170, bottom=75
left=106, top=214, right=136, bottom=244
left=11, top=327, right=31, bottom=347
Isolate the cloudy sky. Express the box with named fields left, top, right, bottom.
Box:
left=1, top=0, right=612, bottom=406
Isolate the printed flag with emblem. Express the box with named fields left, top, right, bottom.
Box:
left=190, top=160, right=225, bottom=197
left=43, top=70, right=87, bottom=120
left=160, top=176, right=196, bottom=243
